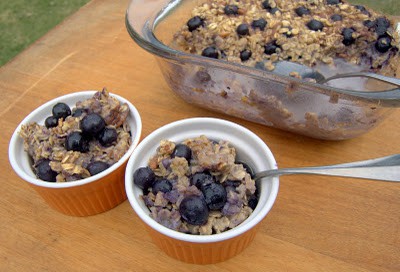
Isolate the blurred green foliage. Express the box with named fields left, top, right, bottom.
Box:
left=349, top=0, right=399, bottom=16
left=0, top=0, right=90, bottom=66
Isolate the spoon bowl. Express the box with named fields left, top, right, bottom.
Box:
left=272, top=60, right=400, bottom=106
left=273, top=60, right=325, bottom=82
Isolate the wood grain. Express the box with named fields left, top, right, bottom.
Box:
left=0, top=0, right=399, bottom=271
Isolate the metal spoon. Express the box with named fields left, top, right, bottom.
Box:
left=271, top=60, right=400, bottom=106
left=273, top=60, right=326, bottom=82
left=243, top=154, right=400, bottom=182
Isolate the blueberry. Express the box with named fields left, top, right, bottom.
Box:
left=224, top=180, right=242, bottom=187
left=172, top=144, right=192, bottom=161
left=261, top=1, right=272, bottom=10
left=191, top=171, right=214, bottom=189
left=240, top=49, right=252, bottom=61
left=35, top=159, right=57, bottom=182
left=152, top=178, right=173, bottom=194
left=354, top=5, right=370, bottom=16
left=133, top=166, right=155, bottom=190
left=248, top=194, right=258, bottom=210
left=65, top=131, right=89, bottom=152
left=220, top=50, right=227, bottom=59
left=98, top=127, right=118, bottom=147
left=376, top=26, right=388, bottom=37
left=45, top=116, right=58, bottom=128
left=52, top=102, right=71, bottom=120
left=342, top=28, right=356, bottom=46
left=269, top=7, right=280, bottom=14
left=327, top=0, right=341, bottom=5
left=195, top=70, right=211, bottom=83
left=72, top=108, right=85, bottom=117
left=87, top=161, right=109, bottom=176
left=307, top=19, right=324, bottom=31
left=68, top=174, right=83, bottom=181
left=375, top=17, right=390, bottom=36
left=236, top=23, right=250, bottom=36
left=80, top=113, right=106, bottom=137
left=295, top=6, right=310, bottom=17
left=363, top=19, right=375, bottom=29
left=264, top=41, right=279, bottom=55
left=201, top=46, right=219, bottom=59
left=224, top=4, right=239, bottom=15
left=201, top=182, right=227, bottom=210
left=187, top=16, right=204, bottom=32
left=179, top=195, right=209, bottom=225
left=252, top=18, right=267, bottom=31
left=255, top=61, right=266, bottom=70
left=331, top=14, right=343, bottom=22
left=262, top=1, right=280, bottom=14
left=375, top=17, right=390, bottom=28
left=375, top=36, right=392, bottom=53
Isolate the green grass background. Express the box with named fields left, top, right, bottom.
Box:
left=0, top=0, right=90, bottom=66
left=0, top=0, right=399, bottom=67
left=351, top=0, right=399, bottom=16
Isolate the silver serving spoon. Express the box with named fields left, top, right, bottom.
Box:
left=272, top=60, right=400, bottom=106
left=245, top=154, right=400, bottom=182
left=274, top=60, right=400, bottom=86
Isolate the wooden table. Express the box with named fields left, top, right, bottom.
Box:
left=1, top=1, right=399, bottom=271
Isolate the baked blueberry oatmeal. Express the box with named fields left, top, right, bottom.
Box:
left=173, top=0, right=400, bottom=77
left=133, top=135, right=258, bottom=235
left=19, top=88, right=132, bottom=182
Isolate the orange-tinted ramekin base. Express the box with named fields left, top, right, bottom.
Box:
left=144, top=223, right=259, bottom=264
left=28, top=161, right=128, bottom=216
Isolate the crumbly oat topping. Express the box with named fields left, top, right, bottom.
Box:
left=142, top=136, right=257, bottom=235
left=19, top=89, right=132, bottom=182
left=172, top=0, right=399, bottom=74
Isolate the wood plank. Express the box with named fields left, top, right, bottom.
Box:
left=0, top=0, right=399, bottom=271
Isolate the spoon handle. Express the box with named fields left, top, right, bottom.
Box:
left=254, top=154, right=400, bottom=182
left=321, top=72, right=400, bottom=87
left=320, top=73, right=400, bottom=107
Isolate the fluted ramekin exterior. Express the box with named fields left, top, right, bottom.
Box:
left=28, top=161, right=128, bottom=216
left=144, top=223, right=259, bottom=264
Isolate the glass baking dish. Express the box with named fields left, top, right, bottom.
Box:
left=125, top=0, right=400, bottom=140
